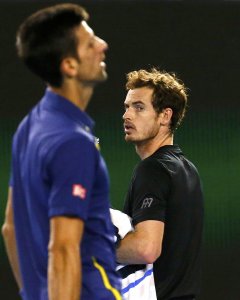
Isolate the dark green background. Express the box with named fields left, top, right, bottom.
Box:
left=0, top=1, right=239, bottom=299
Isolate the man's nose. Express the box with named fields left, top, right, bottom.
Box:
left=97, top=37, right=108, bottom=52
left=123, top=108, right=131, bottom=120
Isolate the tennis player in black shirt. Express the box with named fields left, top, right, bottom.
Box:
left=117, top=68, right=204, bottom=300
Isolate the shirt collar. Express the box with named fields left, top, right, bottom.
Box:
left=41, top=88, right=95, bottom=132
left=153, top=145, right=183, bottom=156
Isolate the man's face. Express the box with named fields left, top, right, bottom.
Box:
left=123, top=87, right=162, bottom=144
left=74, top=21, right=108, bottom=84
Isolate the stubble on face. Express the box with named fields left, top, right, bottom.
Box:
left=124, top=115, right=160, bottom=145
left=123, top=87, right=161, bottom=145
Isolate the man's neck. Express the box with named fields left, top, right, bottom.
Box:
left=135, top=133, right=173, bottom=160
left=49, top=81, right=94, bottom=111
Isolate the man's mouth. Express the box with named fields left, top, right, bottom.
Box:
left=124, top=122, right=135, bottom=133
left=100, top=55, right=106, bottom=67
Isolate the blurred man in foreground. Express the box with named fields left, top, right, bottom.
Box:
left=2, top=4, right=121, bottom=300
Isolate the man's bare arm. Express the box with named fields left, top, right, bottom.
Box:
left=48, top=216, right=84, bottom=300
left=1, top=187, right=23, bottom=289
left=116, top=220, right=164, bottom=264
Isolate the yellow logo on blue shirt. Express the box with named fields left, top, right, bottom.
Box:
left=95, top=137, right=100, bottom=151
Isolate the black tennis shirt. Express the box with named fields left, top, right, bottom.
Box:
left=123, top=145, right=204, bottom=300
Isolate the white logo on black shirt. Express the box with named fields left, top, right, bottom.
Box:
left=141, top=197, right=153, bottom=209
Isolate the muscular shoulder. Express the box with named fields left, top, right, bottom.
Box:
left=134, top=157, right=170, bottom=183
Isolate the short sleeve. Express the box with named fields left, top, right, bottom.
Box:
left=9, top=172, right=13, bottom=186
left=47, top=136, right=97, bottom=220
left=131, top=159, right=171, bottom=226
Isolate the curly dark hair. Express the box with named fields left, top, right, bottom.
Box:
left=126, top=68, right=188, bottom=132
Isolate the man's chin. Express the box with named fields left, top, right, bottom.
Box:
left=125, top=136, right=144, bottom=147
left=95, top=70, right=108, bottom=83
left=100, top=70, right=108, bottom=81
left=125, top=135, right=135, bottom=143
left=84, top=72, right=107, bottom=87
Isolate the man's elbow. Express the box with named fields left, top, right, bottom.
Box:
left=2, top=222, right=15, bottom=242
left=48, top=240, right=80, bottom=259
left=138, top=243, right=161, bottom=264
left=48, top=240, right=81, bottom=276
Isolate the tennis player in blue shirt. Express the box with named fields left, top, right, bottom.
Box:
left=2, top=4, right=121, bottom=300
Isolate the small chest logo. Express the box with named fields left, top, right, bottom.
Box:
left=72, top=184, right=87, bottom=199
left=95, top=137, right=100, bottom=151
left=141, top=197, right=153, bottom=209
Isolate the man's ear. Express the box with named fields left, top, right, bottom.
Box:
left=160, top=108, right=173, bottom=126
left=60, top=57, right=78, bottom=77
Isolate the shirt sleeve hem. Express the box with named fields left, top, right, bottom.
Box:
left=49, top=207, right=87, bottom=221
left=133, top=215, right=165, bottom=226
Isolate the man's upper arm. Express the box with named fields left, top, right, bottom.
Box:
left=4, top=187, right=14, bottom=226
left=116, top=218, right=164, bottom=264
left=47, top=136, right=97, bottom=221
left=131, top=159, right=171, bottom=226
left=48, top=216, right=84, bottom=300
left=134, top=219, right=164, bottom=261
left=2, top=187, right=23, bottom=289
left=121, top=159, right=169, bottom=262
left=49, top=216, right=84, bottom=249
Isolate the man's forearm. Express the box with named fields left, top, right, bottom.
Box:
left=48, top=246, right=81, bottom=300
left=2, top=189, right=23, bottom=290
left=117, top=231, right=152, bottom=265
left=117, top=220, right=164, bottom=265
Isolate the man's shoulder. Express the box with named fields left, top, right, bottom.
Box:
left=13, top=108, right=96, bottom=163
left=134, top=156, right=169, bottom=181
left=137, top=155, right=167, bottom=170
left=152, top=146, right=200, bottom=178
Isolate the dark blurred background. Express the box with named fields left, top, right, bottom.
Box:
left=0, top=1, right=239, bottom=299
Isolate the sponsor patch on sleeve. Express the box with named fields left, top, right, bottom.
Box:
left=141, top=197, right=154, bottom=209
left=72, top=184, right=87, bottom=200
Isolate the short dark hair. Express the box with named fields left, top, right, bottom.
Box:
left=126, top=68, right=188, bottom=132
left=16, top=3, right=89, bottom=87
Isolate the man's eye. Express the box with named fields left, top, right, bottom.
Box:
left=136, top=106, right=144, bottom=111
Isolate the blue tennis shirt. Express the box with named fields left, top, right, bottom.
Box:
left=11, top=89, right=121, bottom=300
